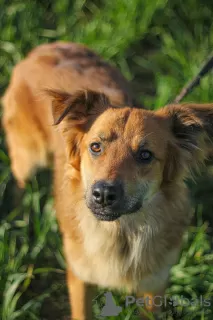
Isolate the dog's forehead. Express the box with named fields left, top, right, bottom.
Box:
left=89, top=107, right=168, bottom=142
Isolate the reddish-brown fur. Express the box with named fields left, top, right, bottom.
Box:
left=2, top=42, right=213, bottom=319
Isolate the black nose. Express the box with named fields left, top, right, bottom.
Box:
left=92, top=181, right=123, bottom=206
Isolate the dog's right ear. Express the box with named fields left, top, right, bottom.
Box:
left=45, top=89, right=110, bottom=128
left=45, top=89, right=110, bottom=177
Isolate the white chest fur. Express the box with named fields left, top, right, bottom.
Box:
left=65, top=197, right=185, bottom=293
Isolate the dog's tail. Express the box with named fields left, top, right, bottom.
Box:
left=1, top=67, right=54, bottom=187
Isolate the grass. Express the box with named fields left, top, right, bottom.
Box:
left=0, top=0, right=213, bottom=319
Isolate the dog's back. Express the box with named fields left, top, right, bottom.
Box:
left=2, top=42, right=133, bottom=186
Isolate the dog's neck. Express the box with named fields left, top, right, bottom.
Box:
left=57, top=165, right=192, bottom=289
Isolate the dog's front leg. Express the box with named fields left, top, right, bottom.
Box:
left=67, top=268, right=96, bottom=320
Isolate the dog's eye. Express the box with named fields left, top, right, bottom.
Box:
left=89, top=142, right=102, bottom=155
left=139, top=150, right=153, bottom=163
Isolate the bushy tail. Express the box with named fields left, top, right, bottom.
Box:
left=2, top=75, right=53, bottom=187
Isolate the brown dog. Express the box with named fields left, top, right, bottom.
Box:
left=2, top=42, right=213, bottom=319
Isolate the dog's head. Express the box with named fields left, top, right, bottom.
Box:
left=47, top=89, right=213, bottom=221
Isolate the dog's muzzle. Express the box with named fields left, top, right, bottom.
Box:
left=89, top=180, right=124, bottom=221
left=88, top=180, right=142, bottom=221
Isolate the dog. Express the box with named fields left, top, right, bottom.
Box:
left=2, top=41, right=213, bottom=319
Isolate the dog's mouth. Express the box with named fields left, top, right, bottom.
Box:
left=91, top=201, right=142, bottom=222
left=93, top=212, right=121, bottom=221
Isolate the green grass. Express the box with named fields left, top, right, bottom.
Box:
left=1, top=0, right=213, bottom=319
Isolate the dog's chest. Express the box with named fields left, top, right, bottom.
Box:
left=65, top=214, right=180, bottom=292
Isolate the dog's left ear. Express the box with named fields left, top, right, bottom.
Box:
left=166, top=103, right=213, bottom=147
left=158, top=103, right=213, bottom=181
